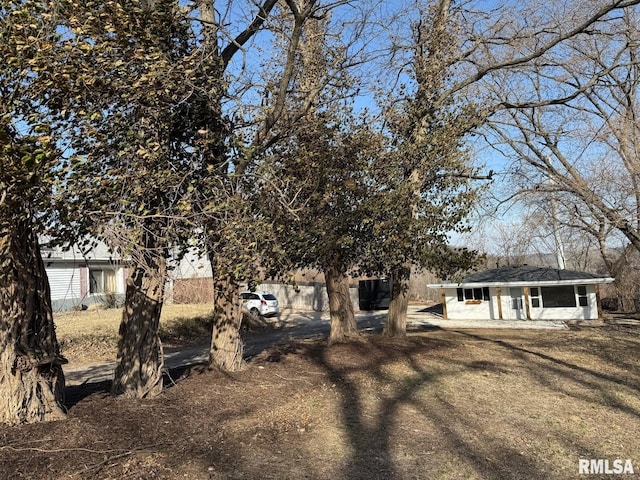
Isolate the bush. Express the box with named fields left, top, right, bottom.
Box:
left=158, top=314, right=214, bottom=345
left=601, top=297, right=619, bottom=311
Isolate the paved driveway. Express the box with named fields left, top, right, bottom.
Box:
left=64, top=305, right=567, bottom=386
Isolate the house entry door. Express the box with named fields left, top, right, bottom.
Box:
left=510, top=287, right=525, bottom=320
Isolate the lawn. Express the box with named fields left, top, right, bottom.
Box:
left=54, top=303, right=215, bottom=365
left=1, top=315, right=639, bottom=479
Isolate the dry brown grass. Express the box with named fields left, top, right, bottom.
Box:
left=1, top=327, right=639, bottom=479
left=55, top=303, right=213, bottom=365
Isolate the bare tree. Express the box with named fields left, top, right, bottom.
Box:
left=485, top=4, right=640, bottom=308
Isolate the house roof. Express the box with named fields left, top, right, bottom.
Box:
left=428, top=264, right=615, bottom=289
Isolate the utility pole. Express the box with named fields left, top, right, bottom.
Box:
left=549, top=176, right=566, bottom=269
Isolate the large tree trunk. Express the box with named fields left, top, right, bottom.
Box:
left=325, top=264, right=360, bottom=344
left=209, top=276, right=245, bottom=371
left=111, top=244, right=166, bottom=398
left=385, top=263, right=411, bottom=337
left=0, top=217, right=66, bottom=425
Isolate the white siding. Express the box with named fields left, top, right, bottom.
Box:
left=528, top=285, right=598, bottom=320
left=444, top=284, right=600, bottom=321
left=170, top=250, right=213, bottom=279
left=444, top=290, right=493, bottom=320
left=46, top=264, right=82, bottom=302
left=116, top=266, right=126, bottom=294
left=46, top=262, right=128, bottom=311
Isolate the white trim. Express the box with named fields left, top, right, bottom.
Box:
left=428, top=277, right=614, bottom=289
left=440, top=284, right=602, bottom=321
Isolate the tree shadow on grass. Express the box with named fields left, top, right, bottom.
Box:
left=60, top=324, right=640, bottom=479
left=293, top=328, right=640, bottom=479
left=299, top=335, right=562, bottom=479
left=453, top=330, right=640, bottom=419
left=302, top=337, right=443, bottom=479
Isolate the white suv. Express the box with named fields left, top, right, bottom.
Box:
left=241, top=291, right=279, bottom=318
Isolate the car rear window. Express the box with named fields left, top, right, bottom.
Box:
left=263, top=294, right=277, bottom=301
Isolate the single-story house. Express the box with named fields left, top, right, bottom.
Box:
left=427, top=265, right=614, bottom=321
left=41, top=240, right=127, bottom=312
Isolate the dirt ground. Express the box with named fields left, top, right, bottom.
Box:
left=1, top=324, right=640, bottom=479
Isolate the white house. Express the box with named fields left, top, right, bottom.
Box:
left=41, top=240, right=127, bottom=311
left=427, top=265, right=614, bottom=321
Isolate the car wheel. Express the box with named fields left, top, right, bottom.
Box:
left=250, top=307, right=261, bottom=318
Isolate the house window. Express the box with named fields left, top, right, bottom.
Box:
left=540, top=286, right=576, bottom=308
left=89, top=268, right=116, bottom=294
left=530, top=287, right=540, bottom=308
left=577, top=285, right=588, bottom=307
left=456, top=288, right=487, bottom=302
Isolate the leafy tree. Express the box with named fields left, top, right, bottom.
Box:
left=194, top=0, right=303, bottom=371
left=375, top=0, right=484, bottom=336
left=39, top=0, right=222, bottom=397
left=45, top=0, right=329, bottom=375
left=43, top=0, right=282, bottom=380
left=0, top=0, right=67, bottom=424
left=251, top=8, right=389, bottom=343
left=200, top=0, right=376, bottom=365
left=370, top=0, right=640, bottom=335
left=263, top=115, right=383, bottom=343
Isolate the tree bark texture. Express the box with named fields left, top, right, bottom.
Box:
left=385, top=263, right=411, bottom=337
left=0, top=217, right=66, bottom=425
left=111, top=245, right=166, bottom=399
left=209, top=276, right=245, bottom=372
left=325, top=264, right=360, bottom=344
